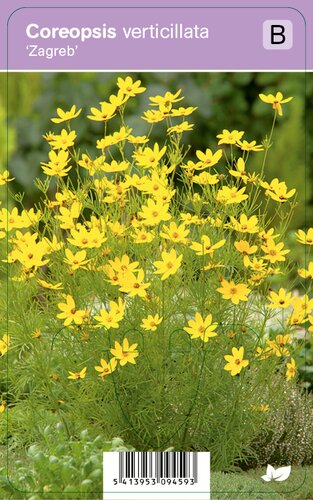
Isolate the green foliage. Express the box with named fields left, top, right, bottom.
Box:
left=211, top=465, right=313, bottom=500
left=211, top=471, right=284, bottom=499
left=243, top=466, right=313, bottom=500
left=296, top=339, right=313, bottom=391
left=0, top=422, right=131, bottom=499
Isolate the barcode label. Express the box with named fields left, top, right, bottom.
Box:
left=103, top=451, right=210, bottom=500
left=118, top=451, right=198, bottom=483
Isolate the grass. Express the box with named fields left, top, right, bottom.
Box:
left=211, top=466, right=313, bottom=499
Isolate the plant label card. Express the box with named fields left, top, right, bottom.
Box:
left=0, top=0, right=312, bottom=499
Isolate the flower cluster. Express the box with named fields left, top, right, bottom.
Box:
left=1, top=77, right=305, bottom=420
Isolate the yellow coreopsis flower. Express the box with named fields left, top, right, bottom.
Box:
left=259, top=91, right=293, bottom=116
left=96, top=136, right=117, bottom=150
left=216, top=129, right=244, bottom=145
left=20, top=208, right=41, bottom=227
left=153, top=187, right=176, bottom=204
left=50, top=129, right=77, bottom=150
left=180, top=212, right=200, bottom=225
left=131, top=227, right=155, bottom=244
left=184, top=312, right=218, bottom=342
left=37, top=279, right=63, bottom=290
left=138, top=198, right=171, bottom=226
left=127, top=173, right=150, bottom=191
left=236, top=139, right=264, bottom=152
left=87, top=102, right=116, bottom=121
left=0, top=335, right=10, bottom=356
left=101, top=160, right=130, bottom=173
left=258, top=227, right=280, bottom=243
left=48, top=189, right=77, bottom=207
left=251, top=404, right=270, bottom=412
left=118, top=269, right=150, bottom=298
left=42, top=130, right=55, bottom=142
left=14, top=240, right=49, bottom=269
left=195, top=148, right=223, bottom=169
left=292, top=294, right=313, bottom=316
left=68, top=367, right=87, bottom=380
left=229, top=158, right=248, bottom=182
left=68, top=225, right=106, bottom=249
left=117, top=76, right=145, bottom=97
left=41, top=150, right=71, bottom=177
left=216, top=186, right=248, bottom=205
left=0, top=401, right=6, bottom=413
left=286, top=358, right=297, bottom=381
left=108, top=90, right=129, bottom=108
left=150, top=89, right=183, bottom=107
left=64, top=249, right=91, bottom=271
left=0, top=170, right=14, bottom=185
left=95, top=358, right=117, bottom=378
left=224, top=346, right=249, bottom=376
left=57, top=295, right=86, bottom=326
left=108, top=254, right=139, bottom=277
left=298, top=262, right=313, bottom=279
left=110, top=126, right=132, bottom=143
left=141, top=171, right=168, bottom=196
left=171, top=106, right=198, bottom=117
left=160, top=222, right=189, bottom=244
left=56, top=203, right=81, bottom=230
left=261, top=240, right=290, bottom=263
left=153, top=249, right=182, bottom=280
left=181, top=160, right=201, bottom=171
left=94, top=298, right=125, bottom=329
left=229, top=214, right=259, bottom=233
left=11, top=230, right=37, bottom=246
left=141, top=314, right=163, bottom=331
left=266, top=334, right=290, bottom=357
left=128, top=134, right=149, bottom=145
left=234, top=240, right=258, bottom=260
left=78, top=154, right=105, bottom=176
left=108, top=221, right=127, bottom=237
left=133, top=143, right=167, bottom=169
left=167, top=121, right=194, bottom=134
left=267, top=288, right=293, bottom=309
left=217, top=279, right=251, bottom=305
left=51, top=105, right=82, bottom=123
left=192, top=172, right=219, bottom=185
left=296, top=228, right=313, bottom=245
left=110, top=338, right=139, bottom=366
left=286, top=309, right=307, bottom=326
left=261, top=178, right=296, bottom=203
left=142, top=109, right=165, bottom=123
left=190, top=235, right=226, bottom=257
left=245, top=257, right=267, bottom=272
left=103, top=180, right=130, bottom=204
left=255, top=345, right=273, bottom=360
left=42, top=235, right=64, bottom=254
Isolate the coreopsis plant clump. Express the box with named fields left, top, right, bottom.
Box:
left=1, top=76, right=312, bottom=471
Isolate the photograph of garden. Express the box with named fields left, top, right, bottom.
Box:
left=0, top=72, right=312, bottom=498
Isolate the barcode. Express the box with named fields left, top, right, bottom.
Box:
left=118, top=451, right=198, bottom=484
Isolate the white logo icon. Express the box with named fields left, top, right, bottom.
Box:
left=261, top=464, right=291, bottom=482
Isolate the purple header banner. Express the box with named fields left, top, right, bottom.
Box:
left=1, top=1, right=311, bottom=70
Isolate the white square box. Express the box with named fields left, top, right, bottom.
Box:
left=263, top=20, right=293, bottom=50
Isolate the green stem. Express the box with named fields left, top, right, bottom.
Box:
left=260, top=110, right=277, bottom=178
